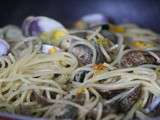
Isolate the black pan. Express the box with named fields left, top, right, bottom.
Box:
left=0, top=0, right=160, bottom=119
left=0, top=0, right=160, bottom=32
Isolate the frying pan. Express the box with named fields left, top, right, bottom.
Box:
left=0, top=0, right=160, bottom=32
left=0, top=0, right=160, bottom=119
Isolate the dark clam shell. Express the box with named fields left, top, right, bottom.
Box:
left=95, top=30, right=118, bottom=63
left=55, top=104, right=78, bottom=120
left=145, top=96, right=160, bottom=116
left=94, top=44, right=106, bottom=64
left=86, top=104, right=113, bottom=120
left=93, top=36, right=115, bottom=63
left=28, top=19, right=43, bottom=36
left=100, top=30, right=118, bottom=44
left=121, top=50, right=160, bottom=67
left=73, top=70, right=90, bottom=83
left=31, top=92, right=53, bottom=106
left=98, top=89, right=126, bottom=100
left=133, top=111, right=160, bottom=120
left=114, top=85, right=141, bottom=113
left=69, top=44, right=93, bottom=65
left=71, top=32, right=89, bottom=39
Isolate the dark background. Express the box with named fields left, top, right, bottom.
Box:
left=0, top=0, right=160, bottom=32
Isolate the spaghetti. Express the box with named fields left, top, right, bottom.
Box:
left=0, top=18, right=160, bottom=120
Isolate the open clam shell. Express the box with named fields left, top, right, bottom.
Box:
left=68, top=42, right=95, bottom=66
left=0, top=39, right=10, bottom=56
left=121, top=50, right=160, bottom=67
left=145, top=96, right=160, bottom=116
left=113, top=85, right=141, bottom=113
left=74, top=13, right=109, bottom=29
left=22, top=16, right=64, bottom=36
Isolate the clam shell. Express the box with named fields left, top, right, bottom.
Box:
left=3, top=25, right=23, bottom=41
left=55, top=104, right=78, bottom=120
left=100, top=30, right=118, bottom=44
left=73, top=70, right=90, bottom=82
left=22, top=16, right=64, bottom=36
left=69, top=43, right=93, bottom=65
left=75, top=13, right=108, bottom=29
left=2, top=25, right=24, bottom=47
left=121, top=50, right=160, bottom=67
left=114, top=85, right=141, bottom=113
left=60, top=38, right=78, bottom=50
left=94, top=44, right=105, bottom=63
left=0, top=39, right=10, bottom=56
left=145, top=96, right=160, bottom=116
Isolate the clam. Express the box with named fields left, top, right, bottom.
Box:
left=22, top=16, right=64, bottom=36
left=134, top=111, right=160, bottom=120
left=100, top=29, right=118, bottom=44
left=73, top=70, right=90, bottom=82
left=95, top=46, right=106, bottom=63
left=145, top=96, right=160, bottom=116
left=32, top=92, right=52, bottom=106
left=1, top=25, right=24, bottom=48
left=94, top=40, right=112, bottom=63
left=121, top=50, right=160, bottom=67
left=98, top=89, right=126, bottom=100
left=95, top=30, right=119, bottom=63
left=3, top=25, right=24, bottom=41
left=71, top=32, right=89, bottom=39
left=69, top=43, right=94, bottom=66
left=74, top=13, right=109, bottom=29
left=86, top=104, right=112, bottom=120
left=55, top=104, right=78, bottom=120
left=113, top=85, right=141, bottom=113
left=60, top=38, right=79, bottom=51
left=0, top=39, right=10, bottom=56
